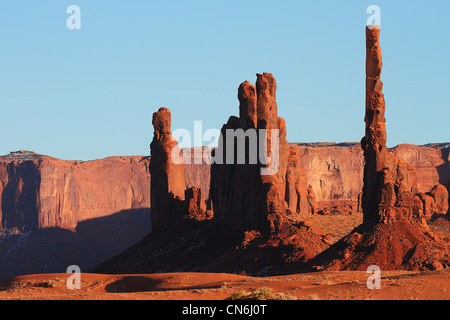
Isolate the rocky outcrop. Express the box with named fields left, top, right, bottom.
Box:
left=360, top=25, right=395, bottom=224
left=149, top=107, right=186, bottom=231
left=184, top=186, right=211, bottom=221
left=428, top=184, right=449, bottom=215
left=149, top=108, right=218, bottom=230
left=307, top=26, right=450, bottom=271
left=210, top=73, right=315, bottom=235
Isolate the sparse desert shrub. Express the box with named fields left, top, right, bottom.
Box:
left=227, top=291, right=248, bottom=300
left=36, top=278, right=62, bottom=288
left=252, top=287, right=277, bottom=300
left=226, top=287, right=297, bottom=300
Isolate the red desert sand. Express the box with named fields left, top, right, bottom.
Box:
left=0, top=269, right=448, bottom=300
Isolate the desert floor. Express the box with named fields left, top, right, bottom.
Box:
left=0, top=268, right=448, bottom=300
left=1, top=212, right=449, bottom=300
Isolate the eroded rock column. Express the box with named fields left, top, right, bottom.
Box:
left=150, top=107, right=186, bottom=231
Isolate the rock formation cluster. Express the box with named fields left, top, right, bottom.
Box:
left=99, top=27, right=449, bottom=274
left=140, top=74, right=330, bottom=274
left=149, top=75, right=316, bottom=236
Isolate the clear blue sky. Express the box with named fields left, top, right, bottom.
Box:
left=1, top=1, right=449, bottom=160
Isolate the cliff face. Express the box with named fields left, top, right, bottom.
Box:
left=1, top=143, right=448, bottom=233
left=391, top=144, right=450, bottom=192
left=0, top=152, right=155, bottom=280
left=0, top=152, right=151, bottom=231
left=1, top=142, right=448, bottom=233
left=295, top=143, right=450, bottom=209
left=0, top=159, right=40, bottom=231
left=295, top=144, right=364, bottom=206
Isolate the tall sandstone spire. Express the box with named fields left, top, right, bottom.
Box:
left=361, top=26, right=421, bottom=225
left=149, top=107, right=186, bottom=232
left=361, top=25, right=388, bottom=223
left=308, top=26, right=450, bottom=271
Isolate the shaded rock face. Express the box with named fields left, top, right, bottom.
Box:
left=0, top=161, right=40, bottom=231
left=184, top=186, right=211, bottom=221
left=0, top=152, right=153, bottom=281
left=210, top=73, right=314, bottom=235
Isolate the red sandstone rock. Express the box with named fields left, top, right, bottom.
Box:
left=417, top=193, right=436, bottom=219
left=238, top=81, right=258, bottom=129
left=428, top=184, right=449, bottom=215
left=150, top=107, right=186, bottom=231
left=205, top=73, right=329, bottom=270
left=360, top=27, right=420, bottom=225
left=286, top=148, right=313, bottom=215
left=446, top=180, right=450, bottom=216
left=307, top=184, right=316, bottom=214
left=360, top=25, right=391, bottom=224
left=210, top=73, right=315, bottom=234
left=0, top=152, right=150, bottom=231
left=294, top=143, right=450, bottom=208
left=309, top=27, right=450, bottom=271
left=184, top=187, right=209, bottom=221
left=391, top=144, right=450, bottom=193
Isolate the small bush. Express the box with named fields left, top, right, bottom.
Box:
left=227, top=291, right=248, bottom=300
left=225, top=287, right=297, bottom=300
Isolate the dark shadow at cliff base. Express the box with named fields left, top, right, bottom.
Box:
left=0, top=208, right=150, bottom=281
left=437, top=148, right=450, bottom=185
left=1, top=161, right=40, bottom=231
left=92, top=220, right=329, bottom=277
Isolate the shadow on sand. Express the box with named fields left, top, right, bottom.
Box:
left=0, top=208, right=151, bottom=281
